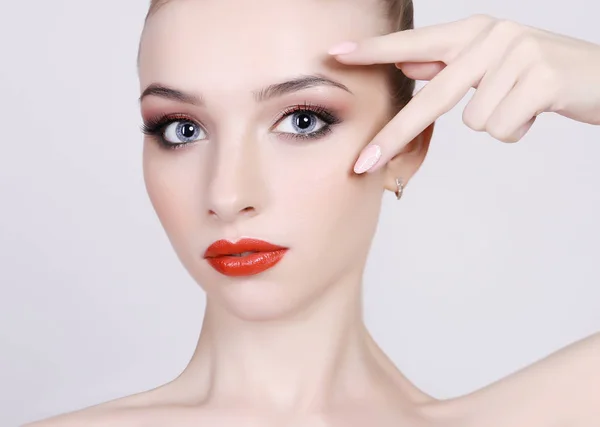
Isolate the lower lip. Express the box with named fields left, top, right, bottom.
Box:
left=206, top=249, right=288, bottom=277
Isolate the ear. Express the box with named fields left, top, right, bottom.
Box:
left=383, top=121, right=435, bottom=194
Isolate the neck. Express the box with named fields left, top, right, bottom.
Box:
left=175, top=273, right=434, bottom=414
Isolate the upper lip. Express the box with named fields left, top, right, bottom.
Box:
left=204, top=238, right=287, bottom=258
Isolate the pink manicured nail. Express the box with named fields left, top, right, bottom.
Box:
left=354, top=144, right=382, bottom=174
left=328, top=41, right=358, bottom=55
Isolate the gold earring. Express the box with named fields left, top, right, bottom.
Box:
left=395, top=178, right=404, bottom=200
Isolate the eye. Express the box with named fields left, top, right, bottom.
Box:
left=163, top=120, right=206, bottom=145
left=273, top=110, right=328, bottom=136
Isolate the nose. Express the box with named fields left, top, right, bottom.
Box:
left=205, top=132, right=266, bottom=224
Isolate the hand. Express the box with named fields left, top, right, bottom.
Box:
left=327, top=14, right=600, bottom=174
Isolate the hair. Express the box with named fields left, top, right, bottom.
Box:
left=142, top=0, right=415, bottom=115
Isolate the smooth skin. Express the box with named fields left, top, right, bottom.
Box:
left=25, top=8, right=600, bottom=427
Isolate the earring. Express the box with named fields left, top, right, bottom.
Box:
left=395, top=177, right=404, bottom=200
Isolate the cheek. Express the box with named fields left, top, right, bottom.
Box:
left=142, top=143, right=203, bottom=248
left=269, top=140, right=384, bottom=260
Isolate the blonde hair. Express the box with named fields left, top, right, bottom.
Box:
left=142, top=0, right=415, bottom=115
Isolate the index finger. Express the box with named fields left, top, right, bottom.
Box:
left=353, top=28, right=492, bottom=175
left=328, top=14, right=494, bottom=65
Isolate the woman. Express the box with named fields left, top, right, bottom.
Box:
left=26, top=0, right=600, bottom=425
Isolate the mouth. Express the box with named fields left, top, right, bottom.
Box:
left=203, top=238, right=288, bottom=277
left=227, top=251, right=258, bottom=257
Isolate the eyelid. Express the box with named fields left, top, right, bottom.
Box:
left=143, top=112, right=205, bottom=134
left=269, top=102, right=340, bottom=129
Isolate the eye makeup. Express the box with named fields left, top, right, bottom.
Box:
left=140, top=101, right=343, bottom=150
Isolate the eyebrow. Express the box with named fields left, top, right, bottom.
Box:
left=138, top=74, right=353, bottom=105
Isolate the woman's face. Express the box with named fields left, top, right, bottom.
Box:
left=138, top=0, right=395, bottom=320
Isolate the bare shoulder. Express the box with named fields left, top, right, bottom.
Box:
left=22, top=402, right=257, bottom=427
left=455, top=332, right=600, bottom=426
left=22, top=381, right=183, bottom=427
left=22, top=406, right=128, bottom=427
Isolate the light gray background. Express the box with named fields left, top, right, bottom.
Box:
left=1, top=0, right=599, bottom=425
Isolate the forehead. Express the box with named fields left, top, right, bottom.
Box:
left=138, top=0, right=388, bottom=95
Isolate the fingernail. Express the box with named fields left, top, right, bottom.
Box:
left=328, top=41, right=358, bottom=55
left=354, top=144, right=382, bottom=174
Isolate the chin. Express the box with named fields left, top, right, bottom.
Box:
left=203, top=275, right=326, bottom=322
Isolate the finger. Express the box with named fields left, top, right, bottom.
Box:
left=329, top=14, right=495, bottom=65
left=354, top=32, right=494, bottom=174
left=492, top=116, right=536, bottom=143
left=486, top=71, right=549, bottom=142
left=462, top=36, right=533, bottom=131
left=396, top=61, right=447, bottom=80
left=353, top=20, right=536, bottom=174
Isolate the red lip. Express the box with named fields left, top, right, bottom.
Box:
left=203, top=238, right=288, bottom=277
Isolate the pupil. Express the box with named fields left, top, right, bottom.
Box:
left=294, top=113, right=312, bottom=130
left=181, top=123, right=196, bottom=138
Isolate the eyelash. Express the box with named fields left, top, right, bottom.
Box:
left=140, top=102, right=342, bottom=150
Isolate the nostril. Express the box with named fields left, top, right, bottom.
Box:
left=239, top=206, right=259, bottom=218
left=207, top=205, right=257, bottom=221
